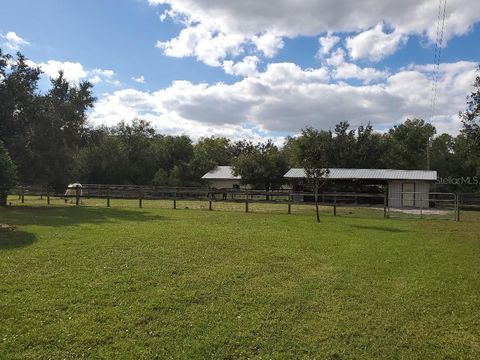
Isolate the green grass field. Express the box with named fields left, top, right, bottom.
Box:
left=1, top=197, right=479, bottom=359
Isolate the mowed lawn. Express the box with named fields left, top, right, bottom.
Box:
left=1, top=200, right=479, bottom=359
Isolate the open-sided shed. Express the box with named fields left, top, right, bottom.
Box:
left=284, top=168, right=438, bottom=208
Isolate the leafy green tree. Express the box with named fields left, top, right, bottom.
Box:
left=355, top=123, right=387, bottom=168
left=190, top=137, right=233, bottom=181
left=284, top=128, right=333, bottom=167
left=29, top=72, right=95, bottom=189
left=0, top=50, right=41, bottom=181
left=460, top=66, right=480, bottom=150
left=295, top=127, right=330, bottom=223
left=0, top=141, right=17, bottom=206
left=331, top=121, right=356, bottom=167
left=385, top=118, right=436, bottom=170
left=76, top=129, right=130, bottom=184
left=232, top=141, right=288, bottom=193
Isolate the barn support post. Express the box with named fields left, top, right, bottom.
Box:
left=208, top=191, right=212, bottom=211
left=75, top=186, right=80, bottom=206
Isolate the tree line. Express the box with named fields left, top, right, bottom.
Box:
left=1, top=50, right=479, bottom=205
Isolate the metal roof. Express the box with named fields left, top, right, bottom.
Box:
left=284, top=168, right=437, bottom=181
left=202, top=166, right=241, bottom=180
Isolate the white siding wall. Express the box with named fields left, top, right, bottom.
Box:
left=388, top=180, right=431, bottom=208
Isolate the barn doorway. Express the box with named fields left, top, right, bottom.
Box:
left=402, top=183, right=415, bottom=207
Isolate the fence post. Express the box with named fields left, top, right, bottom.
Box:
left=208, top=191, right=212, bottom=211
left=173, top=190, right=177, bottom=209
left=456, top=194, right=460, bottom=222
left=420, top=195, right=423, bottom=219
left=21, top=186, right=25, bottom=204
left=245, top=190, right=249, bottom=213
left=383, top=192, right=387, bottom=219
left=139, top=191, right=142, bottom=208
left=75, top=185, right=80, bottom=206
left=287, top=191, right=292, bottom=214
left=333, top=192, right=337, bottom=216
left=47, top=190, right=50, bottom=205
left=107, top=189, right=111, bottom=208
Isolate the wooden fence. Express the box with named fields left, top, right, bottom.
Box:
left=12, top=184, right=392, bottom=217
left=11, top=184, right=465, bottom=220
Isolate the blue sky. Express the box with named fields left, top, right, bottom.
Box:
left=1, top=0, right=479, bottom=141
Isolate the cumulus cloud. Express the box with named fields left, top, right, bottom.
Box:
left=346, top=23, right=407, bottom=61
left=1, top=31, right=30, bottom=51
left=326, top=49, right=389, bottom=83
left=223, top=56, right=259, bottom=77
left=25, top=59, right=119, bottom=85
left=150, top=0, right=480, bottom=66
left=252, top=33, right=284, bottom=58
left=156, top=24, right=245, bottom=67
left=89, top=60, right=477, bottom=139
left=317, top=33, right=340, bottom=58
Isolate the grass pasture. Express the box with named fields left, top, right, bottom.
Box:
left=1, top=198, right=479, bottom=359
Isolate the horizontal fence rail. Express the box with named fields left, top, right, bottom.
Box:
left=9, top=185, right=465, bottom=221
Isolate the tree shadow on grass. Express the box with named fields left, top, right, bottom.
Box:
left=0, top=206, right=166, bottom=228
left=0, top=230, right=37, bottom=249
left=350, top=224, right=409, bottom=233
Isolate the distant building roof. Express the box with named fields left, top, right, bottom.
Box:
left=284, top=168, right=437, bottom=181
left=202, top=166, right=241, bottom=180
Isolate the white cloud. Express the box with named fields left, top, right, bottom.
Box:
left=37, top=60, right=88, bottom=83
left=89, top=60, right=477, bottom=139
left=317, top=33, right=340, bottom=58
left=25, top=59, right=119, bottom=85
left=132, top=75, right=146, bottom=84
left=223, top=56, right=259, bottom=77
left=2, top=31, right=30, bottom=51
left=252, top=33, right=284, bottom=58
left=156, top=24, right=245, bottom=67
left=346, top=23, right=407, bottom=61
left=150, top=0, right=480, bottom=62
left=326, top=49, right=389, bottom=83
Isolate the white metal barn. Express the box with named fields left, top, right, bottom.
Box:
left=283, top=168, right=438, bottom=208
left=201, top=166, right=245, bottom=190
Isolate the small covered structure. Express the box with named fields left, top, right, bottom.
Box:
left=284, top=168, right=438, bottom=208
left=201, top=166, right=244, bottom=190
